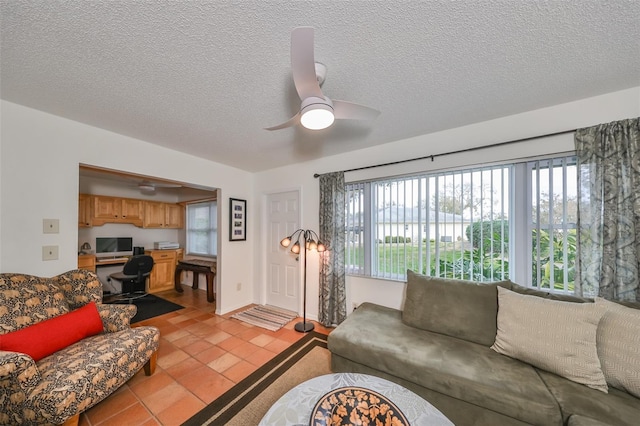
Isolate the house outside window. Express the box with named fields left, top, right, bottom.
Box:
left=186, top=201, right=217, bottom=256
left=345, top=155, right=577, bottom=294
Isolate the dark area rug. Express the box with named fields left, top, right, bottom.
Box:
left=105, top=294, right=184, bottom=323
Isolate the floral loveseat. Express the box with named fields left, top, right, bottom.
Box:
left=0, top=269, right=160, bottom=425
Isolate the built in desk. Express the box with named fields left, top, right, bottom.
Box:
left=78, top=254, right=129, bottom=273
left=174, top=258, right=216, bottom=303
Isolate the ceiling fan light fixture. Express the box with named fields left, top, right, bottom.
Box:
left=300, top=97, right=334, bottom=130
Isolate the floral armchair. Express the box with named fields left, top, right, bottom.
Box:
left=0, top=269, right=160, bottom=425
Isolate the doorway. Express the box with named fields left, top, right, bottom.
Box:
left=78, top=165, right=220, bottom=303
left=265, top=190, right=300, bottom=312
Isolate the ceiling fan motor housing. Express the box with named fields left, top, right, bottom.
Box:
left=300, top=96, right=333, bottom=112
left=315, top=62, right=327, bottom=86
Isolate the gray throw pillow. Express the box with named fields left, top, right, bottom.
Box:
left=492, top=287, right=608, bottom=393
left=402, top=270, right=511, bottom=346
left=595, top=297, right=640, bottom=398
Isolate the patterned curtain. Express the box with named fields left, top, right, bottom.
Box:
left=318, top=171, right=347, bottom=326
left=575, top=117, right=640, bottom=301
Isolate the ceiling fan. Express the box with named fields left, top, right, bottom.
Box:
left=134, top=180, right=181, bottom=194
left=266, top=26, right=380, bottom=131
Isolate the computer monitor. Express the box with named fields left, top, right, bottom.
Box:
left=95, top=237, right=133, bottom=258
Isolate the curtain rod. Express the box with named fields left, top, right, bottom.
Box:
left=313, top=128, right=576, bottom=178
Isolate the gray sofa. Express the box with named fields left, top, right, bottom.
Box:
left=328, top=271, right=640, bottom=426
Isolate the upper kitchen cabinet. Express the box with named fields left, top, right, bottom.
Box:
left=78, top=194, right=92, bottom=228
left=88, top=195, right=143, bottom=227
left=78, top=194, right=184, bottom=229
left=143, top=201, right=184, bottom=229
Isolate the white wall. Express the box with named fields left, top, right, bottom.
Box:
left=2, top=87, right=638, bottom=318
left=253, top=87, right=640, bottom=319
left=0, top=101, right=253, bottom=315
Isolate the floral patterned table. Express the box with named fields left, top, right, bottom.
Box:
left=259, top=373, right=453, bottom=426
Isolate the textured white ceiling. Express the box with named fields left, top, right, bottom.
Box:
left=1, top=1, right=639, bottom=172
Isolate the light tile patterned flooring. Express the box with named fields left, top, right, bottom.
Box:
left=80, top=286, right=332, bottom=426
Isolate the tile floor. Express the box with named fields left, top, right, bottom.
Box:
left=80, top=286, right=332, bottom=426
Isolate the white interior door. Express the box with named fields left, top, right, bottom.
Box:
left=265, top=190, right=300, bottom=312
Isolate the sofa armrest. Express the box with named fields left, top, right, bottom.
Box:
left=0, top=351, right=41, bottom=425
left=0, top=350, right=41, bottom=411
left=97, top=304, right=137, bottom=332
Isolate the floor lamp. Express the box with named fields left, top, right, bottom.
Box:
left=280, top=229, right=326, bottom=333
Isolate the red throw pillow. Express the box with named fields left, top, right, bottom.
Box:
left=0, top=301, right=103, bottom=361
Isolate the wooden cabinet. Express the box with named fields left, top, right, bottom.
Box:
left=78, top=194, right=92, bottom=227
left=143, top=201, right=165, bottom=228
left=165, top=203, right=184, bottom=228
left=79, top=194, right=183, bottom=229
left=120, top=198, right=144, bottom=224
left=146, top=249, right=178, bottom=293
left=92, top=195, right=120, bottom=223
left=91, top=195, right=143, bottom=226
left=77, top=254, right=96, bottom=273
left=143, top=201, right=184, bottom=229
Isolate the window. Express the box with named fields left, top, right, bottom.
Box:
left=346, top=155, right=577, bottom=293
left=186, top=201, right=217, bottom=256
left=528, top=157, right=578, bottom=293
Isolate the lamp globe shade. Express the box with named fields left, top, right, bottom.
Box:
left=280, top=237, right=291, bottom=248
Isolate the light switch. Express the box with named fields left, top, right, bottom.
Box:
left=43, top=219, right=59, bottom=234
left=42, top=245, right=59, bottom=260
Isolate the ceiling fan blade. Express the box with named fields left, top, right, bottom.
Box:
left=137, top=180, right=181, bottom=190
left=265, top=112, right=300, bottom=131
left=333, top=100, right=381, bottom=121
left=291, top=27, right=323, bottom=100
left=137, top=184, right=156, bottom=193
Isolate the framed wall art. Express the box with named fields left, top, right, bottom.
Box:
left=229, top=198, right=247, bottom=241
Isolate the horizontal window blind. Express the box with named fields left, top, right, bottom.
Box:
left=186, top=201, right=217, bottom=256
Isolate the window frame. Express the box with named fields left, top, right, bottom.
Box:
left=185, top=200, right=218, bottom=257
left=346, top=153, right=578, bottom=293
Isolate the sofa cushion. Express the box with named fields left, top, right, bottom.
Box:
left=31, top=325, right=160, bottom=423
left=538, top=369, right=640, bottom=426
left=595, top=297, right=640, bottom=398
left=567, top=415, right=618, bottom=426
left=0, top=273, right=69, bottom=333
left=492, top=287, right=607, bottom=392
left=402, top=270, right=511, bottom=346
left=54, top=269, right=103, bottom=309
left=0, top=302, right=103, bottom=361
left=329, top=302, right=562, bottom=425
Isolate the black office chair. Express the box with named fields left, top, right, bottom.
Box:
left=109, top=255, right=154, bottom=303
